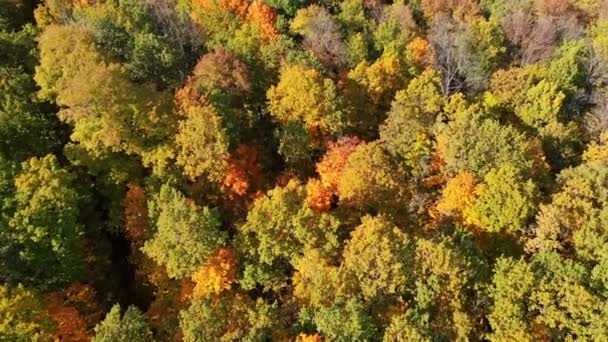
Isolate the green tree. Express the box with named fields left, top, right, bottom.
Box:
left=380, top=68, right=443, bottom=173
left=455, top=16, right=506, bottom=91
left=0, top=154, right=84, bottom=288
left=488, top=253, right=608, bottom=341
left=342, top=215, right=413, bottom=300
left=142, top=184, right=227, bottom=279
left=514, top=79, right=565, bottom=130
left=437, top=106, right=532, bottom=177
left=92, top=304, right=153, bottom=342
left=237, top=180, right=341, bottom=290
left=344, top=52, right=407, bottom=136
left=314, top=298, right=377, bottom=342
left=465, top=163, right=538, bottom=236
left=180, top=293, right=282, bottom=342
left=77, top=0, right=199, bottom=87
left=407, top=237, right=478, bottom=341
left=487, top=257, right=535, bottom=341
left=527, top=160, right=608, bottom=279
left=383, top=312, right=430, bottom=342
left=35, top=24, right=176, bottom=157
left=0, top=67, right=59, bottom=160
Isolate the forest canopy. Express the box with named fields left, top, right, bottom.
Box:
left=2, top=0, right=608, bottom=340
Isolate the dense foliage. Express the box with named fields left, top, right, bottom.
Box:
left=3, top=0, right=608, bottom=340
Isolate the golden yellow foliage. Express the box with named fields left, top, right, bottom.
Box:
left=192, top=247, right=238, bottom=298
left=296, top=333, right=323, bottom=341
left=436, top=172, right=477, bottom=218
left=583, top=131, right=608, bottom=164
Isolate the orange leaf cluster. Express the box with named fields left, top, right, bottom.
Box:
left=223, top=145, right=263, bottom=198
left=45, top=293, right=90, bottom=342
left=407, top=37, right=434, bottom=68
left=296, top=333, right=323, bottom=342
left=246, top=0, right=279, bottom=40
left=192, top=247, right=238, bottom=298
left=123, top=183, right=149, bottom=245
left=304, top=137, right=362, bottom=211
left=316, top=137, right=362, bottom=193
left=175, top=82, right=209, bottom=111
left=64, top=282, right=103, bottom=326
left=436, top=172, right=477, bottom=217
left=306, top=179, right=333, bottom=212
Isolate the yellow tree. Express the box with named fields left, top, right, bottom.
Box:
left=191, top=247, right=237, bottom=298
left=267, top=64, right=344, bottom=137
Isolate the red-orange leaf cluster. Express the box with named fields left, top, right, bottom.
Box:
left=223, top=145, right=263, bottom=198
left=45, top=293, right=90, bottom=342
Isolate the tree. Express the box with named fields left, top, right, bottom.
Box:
left=176, top=47, right=251, bottom=145
left=337, top=141, right=409, bottom=213
left=142, top=184, right=227, bottom=279
left=123, top=183, right=150, bottom=246
left=191, top=247, right=237, bottom=298
left=372, top=2, right=416, bottom=54
left=237, top=180, right=342, bottom=290
left=0, top=154, right=84, bottom=288
left=292, top=248, right=344, bottom=309
left=342, top=215, right=413, bottom=300
left=344, top=52, right=407, bottom=136
left=180, top=293, right=282, bottom=342
left=488, top=253, right=608, bottom=341
left=246, top=0, right=279, bottom=41
left=174, top=103, right=230, bottom=182
left=277, top=122, right=315, bottom=172
left=44, top=288, right=90, bottom=341
left=454, top=16, right=506, bottom=91
left=406, top=37, right=434, bottom=70
left=487, top=257, right=535, bottom=341
left=501, top=10, right=557, bottom=65
left=314, top=298, right=378, bottom=342
left=514, top=79, right=565, bottom=129
left=527, top=161, right=608, bottom=260
left=36, top=25, right=176, bottom=157
left=380, top=68, right=443, bottom=173
left=92, top=304, right=153, bottom=342
left=267, top=64, right=344, bottom=136
left=77, top=0, right=199, bottom=87
left=464, top=163, right=538, bottom=236
left=429, top=15, right=505, bottom=94
left=436, top=105, right=533, bottom=177
left=291, top=5, right=345, bottom=68
left=408, top=237, right=478, bottom=340
left=0, top=66, right=59, bottom=160
left=316, top=136, right=362, bottom=195
left=436, top=172, right=477, bottom=219
left=419, top=0, right=480, bottom=22
left=428, top=17, right=463, bottom=96
left=0, top=284, right=54, bottom=341
left=383, top=312, right=430, bottom=342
